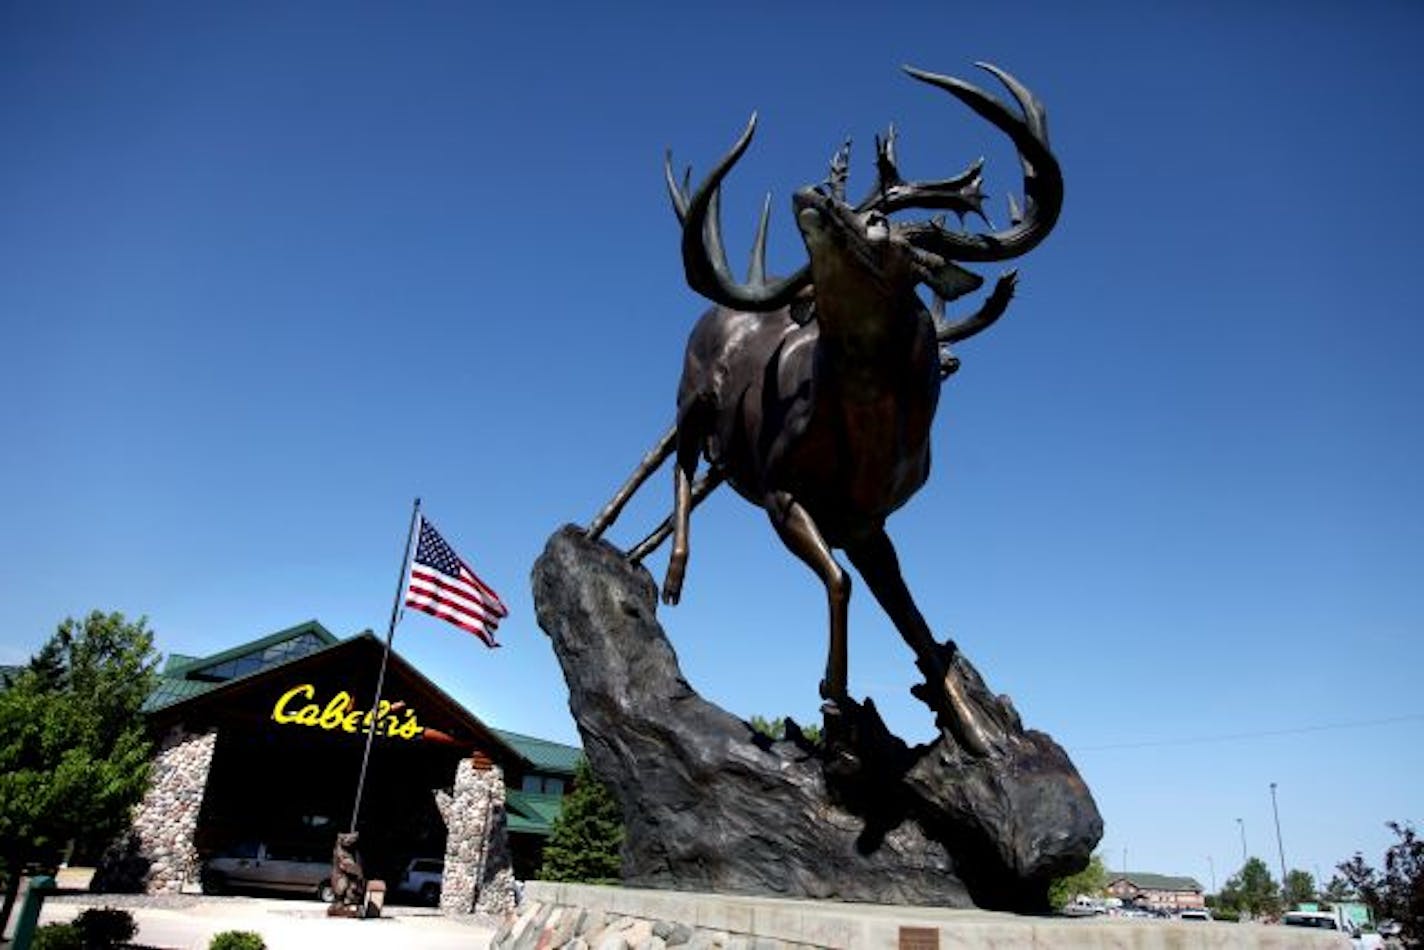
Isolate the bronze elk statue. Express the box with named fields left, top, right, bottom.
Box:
left=588, top=63, right=1062, bottom=757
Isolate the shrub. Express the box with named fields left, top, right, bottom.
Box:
left=209, top=930, right=267, bottom=950
left=32, top=923, right=83, bottom=950
left=74, top=907, right=137, bottom=948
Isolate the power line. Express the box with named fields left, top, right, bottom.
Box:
left=1076, top=712, right=1424, bottom=752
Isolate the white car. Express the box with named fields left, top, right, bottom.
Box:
left=1281, top=911, right=1384, bottom=950
left=1061, top=896, right=1105, bottom=917
left=395, top=857, right=444, bottom=905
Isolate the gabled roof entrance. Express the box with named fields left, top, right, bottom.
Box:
left=146, top=621, right=524, bottom=772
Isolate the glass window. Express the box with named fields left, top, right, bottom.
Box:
left=229, top=841, right=259, bottom=859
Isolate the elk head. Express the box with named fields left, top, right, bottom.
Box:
left=666, top=63, right=1062, bottom=343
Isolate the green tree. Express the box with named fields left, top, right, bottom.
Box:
left=1283, top=868, right=1316, bottom=907
left=1322, top=874, right=1355, bottom=903
left=1337, top=821, right=1423, bottom=946
left=536, top=759, right=623, bottom=884
left=748, top=714, right=821, bottom=745
left=1048, top=853, right=1108, bottom=911
left=748, top=715, right=784, bottom=740
left=1218, top=857, right=1281, bottom=919
left=0, top=612, right=159, bottom=934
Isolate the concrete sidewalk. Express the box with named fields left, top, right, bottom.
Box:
left=14, top=894, right=498, bottom=950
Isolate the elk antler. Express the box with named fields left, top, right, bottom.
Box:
left=671, top=116, right=813, bottom=312
left=938, top=270, right=1018, bottom=344
left=890, top=63, right=1063, bottom=263
left=858, top=123, right=988, bottom=223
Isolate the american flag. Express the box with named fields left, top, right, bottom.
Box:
left=404, top=516, right=508, bottom=647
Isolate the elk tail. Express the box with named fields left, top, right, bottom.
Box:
left=587, top=424, right=678, bottom=540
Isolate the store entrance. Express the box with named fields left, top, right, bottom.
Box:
left=195, top=722, right=462, bottom=884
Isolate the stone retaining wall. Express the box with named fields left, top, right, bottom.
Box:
left=494, top=882, right=1351, bottom=950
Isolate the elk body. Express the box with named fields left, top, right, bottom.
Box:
left=589, top=64, right=1062, bottom=757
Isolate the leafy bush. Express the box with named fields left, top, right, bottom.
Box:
left=32, top=923, right=83, bottom=950
left=74, top=906, right=137, bottom=947
left=209, top=930, right=267, bottom=950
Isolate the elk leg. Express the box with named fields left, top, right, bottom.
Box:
left=628, top=468, right=725, bottom=564
left=661, top=427, right=701, bottom=605
left=844, top=529, right=997, bottom=757
left=588, top=425, right=677, bottom=540
left=765, top=492, right=850, bottom=701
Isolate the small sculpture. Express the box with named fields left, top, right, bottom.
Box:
left=328, top=831, right=366, bottom=916
left=589, top=63, right=1062, bottom=757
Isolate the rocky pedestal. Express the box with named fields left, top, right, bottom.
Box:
left=435, top=757, right=517, bottom=916
left=531, top=525, right=1102, bottom=912
left=94, top=725, right=218, bottom=894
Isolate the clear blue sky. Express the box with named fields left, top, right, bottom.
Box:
left=2, top=1, right=1419, bottom=895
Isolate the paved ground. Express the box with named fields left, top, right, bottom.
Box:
left=5, top=892, right=498, bottom=950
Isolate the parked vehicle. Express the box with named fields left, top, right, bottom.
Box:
left=1177, top=909, right=1212, bottom=921
left=1061, top=896, right=1106, bottom=917
left=1281, top=911, right=1384, bottom=950
left=394, top=858, right=444, bottom=905
left=201, top=841, right=334, bottom=902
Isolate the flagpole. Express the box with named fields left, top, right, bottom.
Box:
left=349, top=496, right=422, bottom=833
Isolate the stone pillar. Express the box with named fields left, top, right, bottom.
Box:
left=434, top=755, right=516, bottom=916
left=94, top=724, right=217, bottom=894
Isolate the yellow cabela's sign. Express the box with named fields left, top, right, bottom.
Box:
left=272, top=684, right=423, bottom=740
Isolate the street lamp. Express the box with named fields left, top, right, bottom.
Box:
left=1236, top=817, right=1247, bottom=864
left=1271, top=782, right=1287, bottom=889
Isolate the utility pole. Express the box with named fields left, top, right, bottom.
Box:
left=1271, top=782, right=1287, bottom=891
left=1236, top=818, right=1247, bottom=865
left=1208, top=855, right=1216, bottom=894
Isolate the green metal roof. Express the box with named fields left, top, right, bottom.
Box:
left=505, top=789, right=565, bottom=836
left=168, top=620, right=338, bottom=679
left=142, top=677, right=218, bottom=713
left=492, top=729, right=582, bottom=776
left=142, top=620, right=345, bottom=713
left=1109, top=872, right=1203, bottom=893
left=162, top=654, right=198, bottom=674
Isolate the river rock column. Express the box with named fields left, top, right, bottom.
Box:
left=435, top=755, right=516, bottom=916
left=95, top=724, right=218, bottom=894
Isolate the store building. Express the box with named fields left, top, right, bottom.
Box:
left=95, top=620, right=579, bottom=913
left=1106, top=872, right=1207, bottom=912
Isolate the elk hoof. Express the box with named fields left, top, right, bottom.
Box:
left=819, top=700, right=861, bottom=778
left=662, top=560, right=685, bottom=605
left=911, top=657, right=1002, bottom=759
